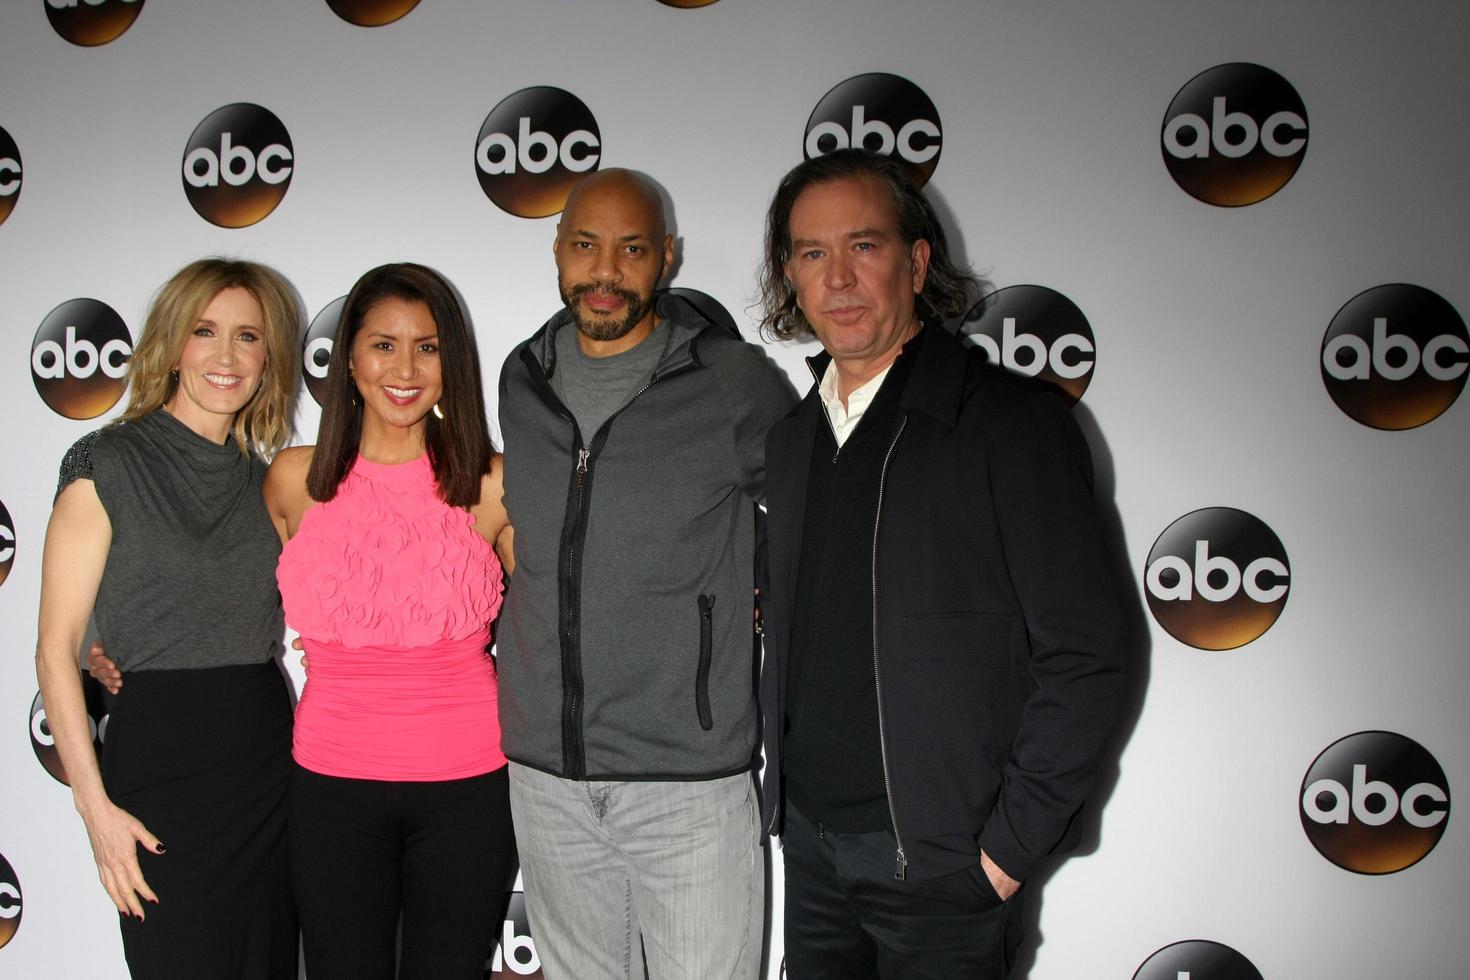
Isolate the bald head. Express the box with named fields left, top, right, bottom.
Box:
left=554, top=169, right=675, bottom=355
left=559, top=168, right=667, bottom=242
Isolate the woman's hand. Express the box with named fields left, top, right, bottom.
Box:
left=78, top=798, right=164, bottom=919
left=85, top=639, right=122, bottom=695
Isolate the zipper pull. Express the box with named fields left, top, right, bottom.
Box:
left=576, top=448, right=590, bottom=485
left=894, top=846, right=908, bottom=880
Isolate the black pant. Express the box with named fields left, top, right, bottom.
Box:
left=106, top=663, right=296, bottom=980
left=289, top=764, right=516, bottom=980
left=782, top=800, right=1024, bottom=979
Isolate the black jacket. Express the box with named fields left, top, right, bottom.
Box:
left=759, top=323, right=1127, bottom=882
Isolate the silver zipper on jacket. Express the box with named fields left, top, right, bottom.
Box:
left=873, top=414, right=909, bottom=879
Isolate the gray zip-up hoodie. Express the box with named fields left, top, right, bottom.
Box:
left=496, top=292, right=796, bottom=780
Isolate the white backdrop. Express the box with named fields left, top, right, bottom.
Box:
left=1, top=1, right=1467, bottom=977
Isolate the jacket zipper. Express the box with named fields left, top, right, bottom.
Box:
left=873, top=414, right=910, bottom=879
left=563, top=439, right=589, bottom=775
left=556, top=409, right=587, bottom=778
left=521, top=349, right=594, bottom=779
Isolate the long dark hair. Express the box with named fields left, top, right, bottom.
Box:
left=757, top=149, right=979, bottom=341
left=307, top=263, right=491, bottom=508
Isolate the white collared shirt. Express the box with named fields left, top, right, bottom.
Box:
left=818, top=360, right=894, bottom=449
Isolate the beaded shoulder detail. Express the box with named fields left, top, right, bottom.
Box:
left=55, top=429, right=102, bottom=501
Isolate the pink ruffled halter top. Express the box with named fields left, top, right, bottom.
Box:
left=277, top=453, right=506, bottom=780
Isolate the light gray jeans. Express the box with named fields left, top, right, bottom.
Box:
left=508, top=763, right=764, bottom=979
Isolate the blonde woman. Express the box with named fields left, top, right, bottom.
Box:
left=36, top=258, right=301, bottom=978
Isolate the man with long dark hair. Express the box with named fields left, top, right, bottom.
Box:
left=496, top=169, right=794, bottom=979
left=756, top=149, right=1127, bottom=977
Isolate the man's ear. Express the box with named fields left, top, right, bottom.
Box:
left=909, top=238, right=932, bottom=295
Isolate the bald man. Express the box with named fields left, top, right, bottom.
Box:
left=496, top=170, right=795, bottom=978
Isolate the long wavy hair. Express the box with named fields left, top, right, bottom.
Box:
left=757, top=149, right=979, bottom=341
left=120, top=258, right=300, bottom=456
left=306, top=262, right=491, bottom=509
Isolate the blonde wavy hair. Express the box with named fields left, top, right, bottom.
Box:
left=119, top=258, right=301, bottom=457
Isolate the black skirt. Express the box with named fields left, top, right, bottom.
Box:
left=102, top=659, right=296, bottom=979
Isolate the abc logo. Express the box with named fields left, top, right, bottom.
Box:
left=30, top=677, right=110, bottom=785
left=45, top=0, right=143, bottom=47
left=0, top=125, right=21, bottom=226
left=1144, top=507, right=1289, bottom=651
left=476, top=87, right=600, bottom=218
left=326, top=0, right=420, bottom=26
left=1162, top=63, right=1308, bottom=206
left=805, top=73, right=942, bottom=186
left=954, top=285, right=1097, bottom=404
left=1301, top=731, right=1450, bottom=875
left=303, top=296, right=346, bottom=407
left=1321, top=283, right=1468, bottom=430
left=0, top=498, right=14, bottom=589
left=32, top=298, right=133, bottom=420
left=0, top=851, right=21, bottom=949
left=488, top=891, right=543, bottom=977
left=182, top=103, right=294, bottom=228
left=1133, top=940, right=1263, bottom=980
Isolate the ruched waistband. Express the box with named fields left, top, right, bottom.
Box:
left=293, top=630, right=505, bottom=782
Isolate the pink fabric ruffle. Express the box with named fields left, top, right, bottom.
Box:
left=278, top=453, right=506, bottom=781
left=277, top=453, right=503, bottom=649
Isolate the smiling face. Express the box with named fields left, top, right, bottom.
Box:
left=784, top=174, right=931, bottom=388
left=349, top=297, right=443, bottom=434
left=165, top=286, right=268, bottom=442
left=554, top=171, right=673, bottom=355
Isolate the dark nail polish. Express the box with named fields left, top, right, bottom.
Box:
left=155, top=843, right=166, bottom=853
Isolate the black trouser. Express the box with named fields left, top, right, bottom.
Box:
left=106, top=663, right=296, bottom=980
left=289, top=764, right=516, bottom=980
left=781, top=800, right=1024, bottom=979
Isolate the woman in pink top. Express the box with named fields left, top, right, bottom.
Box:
left=265, top=263, right=514, bottom=980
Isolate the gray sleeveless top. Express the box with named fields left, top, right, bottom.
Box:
left=56, top=410, right=285, bottom=671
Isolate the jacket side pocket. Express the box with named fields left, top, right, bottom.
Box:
left=696, top=594, right=715, bottom=731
